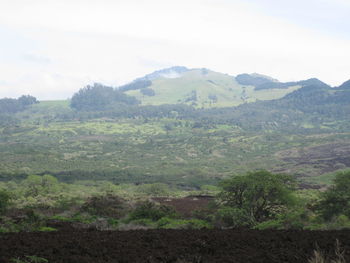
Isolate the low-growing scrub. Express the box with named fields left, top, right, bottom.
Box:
left=0, top=171, right=350, bottom=231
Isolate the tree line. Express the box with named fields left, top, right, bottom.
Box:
left=0, top=95, right=38, bottom=114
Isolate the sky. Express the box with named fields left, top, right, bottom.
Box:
left=0, top=0, right=349, bottom=100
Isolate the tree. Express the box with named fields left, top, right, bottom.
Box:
left=23, top=174, right=59, bottom=197
left=70, top=83, right=139, bottom=111
left=0, top=189, right=11, bottom=214
left=317, top=170, right=350, bottom=221
left=0, top=95, right=38, bottom=114
left=140, top=88, right=155, bottom=96
left=217, top=171, right=296, bottom=226
left=18, top=95, right=38, bottom=106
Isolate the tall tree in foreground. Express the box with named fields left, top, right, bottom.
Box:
left=217, top=171, right=296, bottom=226
left=317, top=170, right=350, bottom=221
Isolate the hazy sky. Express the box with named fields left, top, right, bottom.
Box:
left=0, top=0, right=349, bottom=99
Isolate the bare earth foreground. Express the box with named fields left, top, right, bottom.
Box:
left=1, top=229, right=350, bottom=263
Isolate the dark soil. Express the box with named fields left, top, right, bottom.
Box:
left=1, top=229, right=349, bottom=263
left=276, top=142, right=350, bottom=175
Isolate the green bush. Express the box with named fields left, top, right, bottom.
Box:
left=215, top=207, right=253, bottom=228
left=254, top=219, right=282, bottom=230
left=255, top=208, right=308, bottom=230
left=0, top=189, right=11, bottom=214
left=81, top=194, right=129, bottom=218
left=317, top=171, right=350, bottom=221
left=127, top=201, right=177, bottom=222
left=156, top=217, right=212, bottom=229
left=325, top=214, right=350, bottom=230
left=38, top=226, right=57, bottom=232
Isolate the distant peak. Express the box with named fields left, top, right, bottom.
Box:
left=297, top=78, right=329, bottom=88
left=337, top=79, right=350, bottom=89
left=236, top=73, right=329, bottom=91
left=136, top=66, right=190, bottom=81
left=235, top=73, right=277, bottom=87
left=250, top=73, right=278, bottom=82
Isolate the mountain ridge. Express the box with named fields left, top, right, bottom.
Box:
left=117, top=66, right=339, bottom=108
left=122, top=67, right=304, bottom=108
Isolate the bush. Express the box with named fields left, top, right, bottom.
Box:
left=255, top=208, right=308, bottom=230
left=81, top=194, right=129, bottom=218
left=156, top=217, right=212, bottom=229
left=215, top=207, right=253, bottom=228
left=317, top=171, right=350, bottom=221
left=127, top=201, right=177, bottom=222
left=0, top=189, right=11, bottom=214
left=38, top=226, right=57, bottom=232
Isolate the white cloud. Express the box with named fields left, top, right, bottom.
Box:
left=0, top=0, right=349, bottom=99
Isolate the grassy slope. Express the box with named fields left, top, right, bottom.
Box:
left=126, top=69, right=301, bottom=108
left=1, top=101, right=350, bottom=186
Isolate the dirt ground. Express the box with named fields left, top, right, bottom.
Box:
left=1, top=229, right=349, bottom=263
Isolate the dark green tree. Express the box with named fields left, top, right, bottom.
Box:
left=317, top=170, right=350, bottom=221
left=140, top=88, right=155, bottom=96
left=0, top=189, right=11, bottom=214
left=217, top=171, right=296, bottom=226
left=18, top=95, right=38, bottom=106
left=70, top=83, right=139, bottom=111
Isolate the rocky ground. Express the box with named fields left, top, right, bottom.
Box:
left=1, top=228, right=349, bottom=262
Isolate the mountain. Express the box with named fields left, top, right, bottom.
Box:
left=1, top=74, right=350, bottom=185
left=235, top=73, right=328, bottom=91
left=135, top=66, right=190, bottom=81
left=297, top=78, right=329, bottom=88
left=122, top=67, right=302, bottom=108
left=336, top=79, right=350, bottom=90
left=235, top=73, right=278, bottom=87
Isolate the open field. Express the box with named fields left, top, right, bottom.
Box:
left=1, top=229, right=349, bottom=262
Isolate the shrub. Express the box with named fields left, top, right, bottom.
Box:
left=255, top=208, right=307, bottom=230
left=317, top=171, right=350, bottom=221
left=81, top=194, right=129, bottom=218
left=0, top=189, right=11, bottom=214
left=215, top=207, right=253, bottom=228
left=38, top=226, right=57, bottom=232
left=127, top=201, right=177, bottom=222
left=156, top=217, right=212, bottom=229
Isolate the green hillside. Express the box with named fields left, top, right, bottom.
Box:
left=125, top=68, right=301, bottom=108
left=1, top=73, right=350, bottom=188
